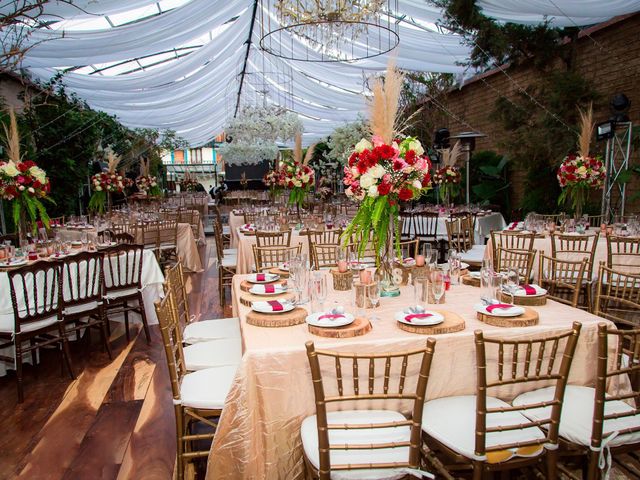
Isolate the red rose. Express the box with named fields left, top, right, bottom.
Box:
left=288, top=181, right=294, bottom=188
left=566, top=173, right=576, bottom=182
left=375, top=144, right=395, bottom=160
left=18, top=163, right=29, bottom=173
left=565, top=165, right=576, bottom=173
left=357, top=159, right=368, bottom=175
left=405, top=150, right=416, bottom=165
left=22, top=160, right=35, bottom=168
left=393, top=160, right=403, bottom=171
left=378, top=182, right=391, bottom=196
left=348, top=152, right=359, bottom=167
left=398, top=188, right=413, bottom=201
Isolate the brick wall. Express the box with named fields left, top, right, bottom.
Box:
left=439, top=13, right=640, bottom=212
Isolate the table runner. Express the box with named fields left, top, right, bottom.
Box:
left=207, top=273, right=619, bottom=479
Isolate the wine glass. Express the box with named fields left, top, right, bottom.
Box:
left=367, top=282, right=381, bottom=320
left=431, top=270, right=445, bottom=304
left=311, top=273, right=328, bottom=313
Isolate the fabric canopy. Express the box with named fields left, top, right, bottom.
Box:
left=7, top=0, right=640, bottom=145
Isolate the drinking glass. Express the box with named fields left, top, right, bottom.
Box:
left=449, top=253, right=461, bottom=285
left=310, top=273, right=328, bottom=313
left=102, top=230, right=111, bottom=245
left=431, top=270, right=445, bottom=304
left=413, top=277, right=429, bottom=309
left=367, top=282, right=381, bottom=320
left=80, top=231, right=89, bottom=250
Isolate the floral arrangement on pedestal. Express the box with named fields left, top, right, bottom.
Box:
left=263, top=167, right=285, bottom=198
left=1, top=109, right=52, bottom=241
left=316, top=176, right=332, bottom=201
left=342, top=61, right=432, bottom=296
left=283, top=133, right=315, bottom=214
left=557, top=104, right=605, bottom=217
left=136, top=158, right=162, bottom=196
left=240, top=172, right=249, bottom=190
left=433, top=165, right=462, bottom=204
left=89, top=150, right=124, bottom=214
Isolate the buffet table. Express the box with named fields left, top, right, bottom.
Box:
left=206, top=273, right=618, bottom=480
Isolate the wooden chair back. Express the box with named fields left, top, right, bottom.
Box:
left=243, top=212, right=258, bottom=224
left=399, top=239, right=419, bottom=259
left=156, top=219, right=178, bottom=247
left=212, top=222, right=225, bottom=263
left=446, top=216, right=474, bottom=252
left=154, top=292, right=187, bottom=402
left=474, top=323, right=582, bottom=458
left=310, top=243, right=338, bottom=270
left=550, top=232, right=599, bottom=279
left=310, top=229, right=343, bottom=245
left=305, top=339, right=436, bottom=478
left=591, top=324, right=640, bottom=449
left=253, top=244, right=302, bottom=271
left=8, top=261, right=61, bottom=334
left=491, top=230, right=535, bottom=258
left=60, top=251, right=103, bottom=309
left=399, top=211, right=414, bottom=241
left=255, top=229, right=292, bottom=247
left=160, top=210, right=179, bottom=222
left=102, top=244, right=144, bottom=294
left=538, top=254, right=588, bottom=308
left=111, top=222, right=139, bottom=238
left=587, top=214, right=605, bottom=227
left=607, top=235, right=640, bottom=275
left=412, top=212, right=439, bottom=243
left=164, top=262, right=191, bottom=325
left=0, top=233, right=18, bottom=245
left=594, top=263, right=640, bottom=329
left=495, top=247, right=536, bottom=280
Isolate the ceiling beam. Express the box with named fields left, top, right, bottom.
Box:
left=234, top=0, right=259, bottom=118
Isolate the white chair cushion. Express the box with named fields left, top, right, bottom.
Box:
left=63, top=300, right=101, bottom=316
left=104, top=287, right=139, bottom=300
left=460, top=245, right=486, bottom=264
left=183, top=337, right=242, bottom=370
left=512, top=385, right=640, bottom=448
left=422, top=395, right=546, bottom=462
left=183, top=318, right=241, bottom=344
left=221, top=256, right=237, bottom=268
left=0, top=313, right=59, bottom=334
left=223, top=248, right=238, bottom=256
left=222, top=225, right=231, bottom=234
left=180, top=365, right=237, bottom=409
left=301, top=409, right=412, bottom=480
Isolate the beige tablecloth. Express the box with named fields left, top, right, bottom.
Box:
left=235, top=228, right=309, bottom=274
left=229, top=212, right=244, bottom=248
left=206, top=275, right=620, bottom=479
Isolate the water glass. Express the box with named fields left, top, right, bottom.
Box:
left=310, top=273, right=328, bottom=313
left=430, top=270, right=445, bottom=304
left=366, top=282, right=381, bottom=320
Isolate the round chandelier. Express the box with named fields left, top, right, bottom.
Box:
left=259, top=0, right=399, bottom=62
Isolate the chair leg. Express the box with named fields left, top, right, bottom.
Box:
left=137, top=294, right=151, bottom=344
left=59, top=325, right=75, bottom=380
left=472, top=460, right=484, bottom=480
left=123, top=301, right=130, bottom=342
left=218, top=266, right=225, bottom=307
left=546, top=448, right=558, bottom=480
left=587, top=450, right=600, bottom=480
left=99, top=309, right=113, bottom=360
left=15, top=341, right=24, bottom=403
left=175, top=405, right=185, bottom=480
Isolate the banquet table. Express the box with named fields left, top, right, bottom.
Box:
left=55, top=220, right=204, bottom=273
left=235, top=227, right=310, bottom=274
left=206, top=273, right=620, bottom=480
left=0, top=249, right=164, bottom=376
left=228, top=212, right=244, bottom=248
left=405, top=211, right=506, bottom=244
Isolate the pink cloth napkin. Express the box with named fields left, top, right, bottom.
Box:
left=521, top=284, right=537, bottom=295
left=486, top=303, right=514, bottom=313
left=508, top=222, right=519, bottom=230
left=405, top=313, right=433, bottom=322
left=318, top=314, right=344, bottom=320
left=264, top=284, right=275, bottom=293
left=267, top=300, right=283, bottom=312
left=256, top=273, right=266, bottom=282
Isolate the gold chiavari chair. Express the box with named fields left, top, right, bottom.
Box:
left=255, top=229, right=292, bottom=247
left=490, top=230, right=535, bottom=259
left=154, top=293, right=237, bottom=480
left=178, top=209, right=200, bottom=238
left=594, top=262, right=640, bottom=329
left=164, top=262, right=240, bottom=343
left=0, top=261, right=74, bottom=402
left=423, top=323, right=582, bottom=480
left=587, top=214, right=605, bottom=227
left=211, top=205, right=231, bottom=249
left=310, top=243, right=338, bottom=270
left=302, top=339, right=437, bottom=480
left=398, top=238, right=419, bottom=259
left=607, top=235, right=640, bottom=275
left=309, top=229, right=343, bottom=245
left=551, top=232, right=599, bottom=310
left=538, top=254, right=588, bottom=308
left=102, top=243, right=151, bottom=343
left=160, top=210, right=179, bottom=222
left=213, top=222, right=235, bottom=307
left=243, top=211, right=258, bottom=224
left=111, top=222, right=139, bottom=239
left=446, top=216, right=486, bottom=268
left=253, top=244, right=302, bottom=272
left=495, top=247, right=536, bottom=281
left=512, top=324, right=640, bottom=480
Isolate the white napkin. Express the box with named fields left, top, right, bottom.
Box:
left=514, top=284, right=546, bottom=296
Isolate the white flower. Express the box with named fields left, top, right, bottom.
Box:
left=369, top=164, right=385, bottom=179
left=408, top=139, right=424, bottom=156
left=18, top=185, right=25, bottom=191
left=28, top=187, right=35, bottom=194
left=96, top=186, right=102, bottom=191
left=368, top=185, right=379, bottom=198
left=1, top=161, right=19, bottom=177
left=354, top=138, right=372, bottom=153
left=412, top=180, right=422, bottom=190
left=359, top=172, right=375, bottom=189
left=30, top=166, right=46, bottom=183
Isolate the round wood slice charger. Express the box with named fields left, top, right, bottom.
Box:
left=239, top=291, right=296, bottom=307
left=498, top=291, right=547, bottom=306
left=476, top=307, right=539, bottom=328
left=246, top=307, right=307, bottom=327
left=240, top=279, right=288, bottom=292
left=308, top=317, right=372, bottom=338
left=462, top=275, right=480, bottom=287
left=269, top=267, right=290, bottom=278
left=397, top=311, right=465, bottom=335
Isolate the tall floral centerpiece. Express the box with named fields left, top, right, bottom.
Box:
left=433, top=166, right=462, bottom=205
left=342, top=61, right=432, bottom=296
left=557, top=104, right=605, bottom=217
left=283, top=132, right=315, bottom=221
left=89, top=149, right=124, bottom=214
left=0, top=109, right=52, bottom=244
left=136, top=158, right=161, bottom=196
left=263, top=167, right=285, bottom=199
left=180, top=171, right=200, bottom=192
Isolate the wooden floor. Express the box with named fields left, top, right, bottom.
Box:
left=1, top=238, right=639, bottom=480
left=0, top=241, right=230, bottom=480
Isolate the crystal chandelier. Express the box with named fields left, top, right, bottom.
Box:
left=260, top=0, right=399, bottom=62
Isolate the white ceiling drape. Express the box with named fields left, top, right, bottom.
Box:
left=7, top=0, right=639, bottom=145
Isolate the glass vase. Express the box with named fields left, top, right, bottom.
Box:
left=377, top=211, right=401, bottom=297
